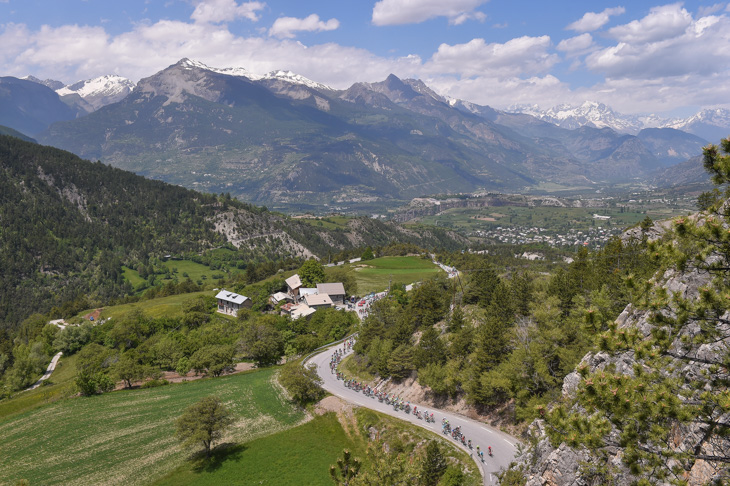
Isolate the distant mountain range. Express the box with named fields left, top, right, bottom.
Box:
left=507, top=101, right=730, bottom=143
left=1, top=59, right=726, bottom=206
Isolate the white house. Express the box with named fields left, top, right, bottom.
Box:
left=215, top=290, right=252, bottom=317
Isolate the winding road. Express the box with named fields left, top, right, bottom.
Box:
left=306, top=344, right=519, bottom=485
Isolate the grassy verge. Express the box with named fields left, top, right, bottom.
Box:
left=0, top=367, right=304, bottom=486
left=339, top=354, right=376, bottom=382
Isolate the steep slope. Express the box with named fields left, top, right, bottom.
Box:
left=0, top=134, right=465, bottom=325
left=0, top=77, right=78, bottom=136
left=508, top=218, right=730, bottom=484
left=637, top=127, right=709, bottom=168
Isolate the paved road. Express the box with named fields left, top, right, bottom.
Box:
left=306, top=345, right=519, bottom=485
left=26, top=352, right=63, bottom=391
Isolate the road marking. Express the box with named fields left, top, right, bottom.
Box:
left=480, top=426, right=494, bottom=433
left=503, top=438, right=514, bottom=446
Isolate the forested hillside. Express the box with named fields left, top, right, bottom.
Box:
left=0, top=135, right=465, bottom=326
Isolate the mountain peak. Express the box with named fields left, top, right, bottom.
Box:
left=22, top=75, right=65, bottom=91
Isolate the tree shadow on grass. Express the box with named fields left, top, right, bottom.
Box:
left=190, top=442, right=247, bottom=473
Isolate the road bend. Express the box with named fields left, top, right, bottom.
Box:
left=305, top=344, right=520, bottom=486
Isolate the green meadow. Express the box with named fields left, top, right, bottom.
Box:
left=342, top=256, right=443, bottom=295
left=0, top=368, right=304, bottom=486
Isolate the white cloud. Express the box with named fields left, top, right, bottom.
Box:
left=428, top=73, right=574, bottom=109
left=567, top=6, right=625, bottom=32
left=557, top=33, right=594, bottom=54
left=191, top=0, right=265, bottom=24
left=372, top=0, right=488, bottom=26
left=424, top=36, right=558, bottom=78
left=586, top=10, right=729, bottom=80
left=606, top=3, right=691, bottom=43
left=269, top=14, right=340, bottom=39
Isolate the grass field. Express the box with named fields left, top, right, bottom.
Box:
left=154, top=412, right=362, bottom=486
left=340, top=256, right=443, bottom=295
left=155, top=406, right=481, bottom=486
left=0, top=368, right=305, bottom=486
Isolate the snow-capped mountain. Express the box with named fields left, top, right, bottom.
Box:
left=665, top=108, right=730, bottom=142
left=508, top=101, right=649, bottom=134
left=508, top=102, right=730, bottom=142
left=177, top=58, right=333, bottom=92
left=56, top=75, right=135, bottom=111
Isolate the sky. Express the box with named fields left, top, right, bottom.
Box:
left=1, top=0, right=729, bottom=116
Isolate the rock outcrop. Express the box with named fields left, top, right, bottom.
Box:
left=511, top=246, right=730, bottom=484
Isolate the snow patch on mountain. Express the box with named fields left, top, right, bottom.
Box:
left=56, top=75, right=135, bottom=111
left=177, top=58, right=332, bottom=91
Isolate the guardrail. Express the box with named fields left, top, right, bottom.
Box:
left=301, top=332, right=358, bottom=366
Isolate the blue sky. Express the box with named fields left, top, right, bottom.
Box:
left=1, top=0, right=729, bottom=116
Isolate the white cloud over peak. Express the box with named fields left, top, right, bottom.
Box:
left=567, top=6, right=625, bottom=32
left=269, top=14, right=340, bottom=39
left=191, top=0, right=265, bottom=24
left=372, top=0, right=488, bottom=26
left=424, top=36, right=557, bottom=78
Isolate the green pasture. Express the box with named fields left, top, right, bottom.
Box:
left=78, top=290, right=216, bottom=322
left=122, top=259, right=241, bottom=292
left=122, top=266, right=147, bottom=288
left=0, top=368, right=304, bottom=486
left=162, top=259, right=230, bottom=282
left=155, top=412, right=361, bottom=486
left=342, top=256, right=443, bottom=295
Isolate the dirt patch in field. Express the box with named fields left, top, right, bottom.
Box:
left=315, top=396, right=359, bottom=438
left=490, top=213, right=506, bottom=218
left=83, top=309, right=102, bottom=321
left=474, top=216, right=496, bottom=221
left=114, top=362, right=256, bottom=390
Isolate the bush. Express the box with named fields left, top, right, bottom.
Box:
left=278, top=362, right=324, bottom=406
left=140, top=379, right=169, bottom=389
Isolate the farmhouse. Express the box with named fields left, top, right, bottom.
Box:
left=304, top=293, right=334, bottom=309
left=291, top=304, right=317, bottom=320
left=215, top=290, right=252, bottom=317
left=285, top=274, right=303, bottom=296
left=270, top=291, right=293, bottom=306
left=316, top=282, right=346, bottom=305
